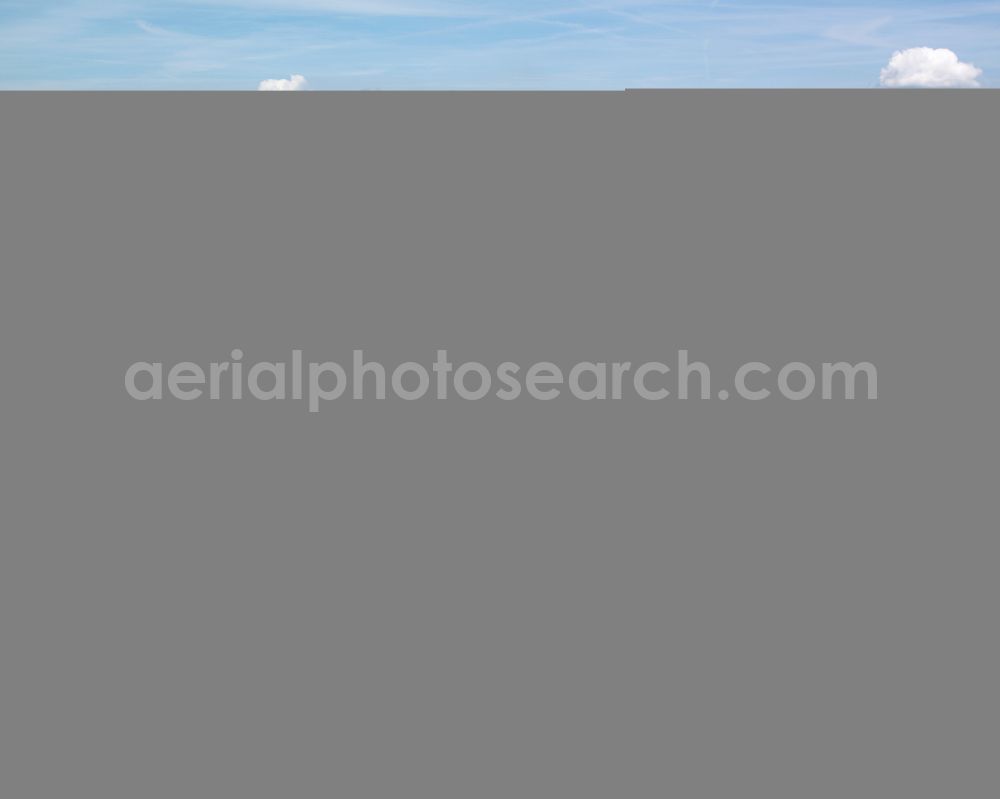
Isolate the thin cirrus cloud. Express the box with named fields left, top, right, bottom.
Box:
left=185, top=0, right=466, bottom=15
left=880, top=47, right=983, bottom=88
left=258, top=74, right=308, bottom=91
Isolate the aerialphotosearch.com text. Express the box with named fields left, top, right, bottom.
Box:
left=126, top=350, right=878, bottom=411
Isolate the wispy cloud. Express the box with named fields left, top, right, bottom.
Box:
left=825, top=16, right=892, bottom=48
left=135, top=19, right=173, bottom=36
left=173, top=0, right=473, bottom=17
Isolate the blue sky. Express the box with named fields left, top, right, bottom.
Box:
left=1, top=1, right=998, bottom=89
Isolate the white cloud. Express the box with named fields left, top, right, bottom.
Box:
left=880, top=47, right=982, bottom=88
left=258, top=74, right=308, bottom=91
